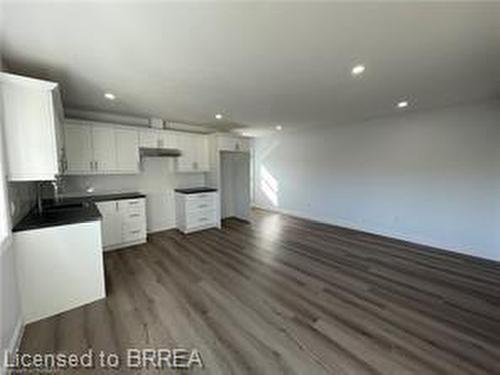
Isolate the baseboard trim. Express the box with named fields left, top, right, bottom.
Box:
left=252, top=204, right=499, bottom=263
left=2, top=318, right=24, bottom=375
left=147, top=224, right=175, bottom=234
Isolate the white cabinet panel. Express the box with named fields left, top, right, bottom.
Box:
left=1, top=73, right=62, bottom=180
left=65, top=123, right=93, bottom=174
left=196, top=135, right=210, bottom=171
left=14, top=221, right=105, bottom=323
left=115, top=128, right=139, bottom=173
left=175, top=192, right=219, bottom=233
left=96, top=201, right=122, bottom=249
left=177, top=133, right=209, bottom=172
left=162, top=131, right=179, bottom=149
left=92, top=126, right=116, bottom=173
left=177, top=133, right=196, bottom=172
left=139, top=129, right=158, bottom=148
left=97, top=198, right=146, bottom=251
left=139, top=129, right=177, bottom=149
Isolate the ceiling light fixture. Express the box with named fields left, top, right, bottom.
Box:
left=397, top=100, right=409, bottom=109
left=275, top=125, right=283, bottom=131
left=104, top=92, right=116, bottom=100
left=351, top=64, right=366, bottom=76
left=215, top=113, right=223, bottom=120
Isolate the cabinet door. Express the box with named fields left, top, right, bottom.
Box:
left=177, top=133, right=196, bottom=172
left=195, top=135, right=210, bottom=171
left=64, top=123, right=93, bottom=174
left=2, top=76, right=60, bottom=181
left=115, top=129, right=139, bottom=173
left=96, top=201, right=122, bottom=249
left=139, top=129, right=158, bottom=148
left=161, top=131, right=179, bottom=149
left=92, top=126, right=116, bottom=173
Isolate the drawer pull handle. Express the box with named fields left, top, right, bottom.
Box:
left=129, top=214, right=140, bottom=218
left=130, top=230, right=141, bottom=234
left=199, top=217, right=208, bottom=222
left=198, top=204, right=208, bottom=208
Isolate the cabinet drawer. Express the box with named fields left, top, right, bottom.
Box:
left=123, top=211, right=145, bottom=222
left=186, top=209, right=216, bottom=228
left=185, top=196, right=216, bottom=212
left=119, top=198, right=145, bottom=213
left=122, top=227, right=146, bottom=243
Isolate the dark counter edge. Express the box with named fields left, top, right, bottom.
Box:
left=68, top=192, right=147, bottom=202
left=13, top=192, right=146, bottom=233
left=175, top=187, right=218, bottom=194
left=13, top=203, right=102, bottom=233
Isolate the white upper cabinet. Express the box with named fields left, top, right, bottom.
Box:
left=1, top=73, right=64, bottom=181
left=115, top=128, right=139, bottom=173
left=92, top=126, right=117, bottom=173
left=138, top=129, right=159, bottom=148
left=64, top=121, right=138, bottom=175
left=176, top=133, right=209, bottom=173
left=65, top=121, right=210, bottom=175
left=65, top=123, right=93, bottom=174
left=176, top=133, right=196, bottom=172
left=139, top=128, right=178, bottom=149
left=195, top=135, right=210, bottom=171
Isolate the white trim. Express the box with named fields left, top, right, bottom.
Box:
left=1, top=318, right=24, bottom=375
left=0, top=236, right=13, bottom=256
left=0, top=72, right=57, bottom=90
left=252, top=204, right=500, bottom=262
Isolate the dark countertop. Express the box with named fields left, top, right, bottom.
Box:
left=13, top=192, right=146, bottom=233
left=63, top=192, right=146, bottom=202
left=174, top=187, right=218, bottom=194
left=13, top=201, right=102, bottom=233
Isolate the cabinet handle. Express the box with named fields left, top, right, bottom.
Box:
left=89, top=161, right=93, bottom=171
left=115, top=202, right=119, bottom=211
left=130, top=230, right=141, bottom=234
left=235, top=142, right=240, bottom=151
left=199, top=217, right=208, bottom=222
left=129, top=213, right=140, bottom=218
left=95, top=160, right=98, bottom=171
left=198, top=204, right=208, bottom=209
left=128, top=201, right=139, bottom=205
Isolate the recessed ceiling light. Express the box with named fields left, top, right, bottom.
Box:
left=275, top=125, right=283, bottom=131
left=104, top=92, right=116, bottom=100
left=215, top=113, right=223, bottom=120
left=351, top=64, right=366, bottom=76
left=397, top=100, right=409, bottom=109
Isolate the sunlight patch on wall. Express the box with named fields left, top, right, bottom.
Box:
left=260, top=166, right=279, bottom=206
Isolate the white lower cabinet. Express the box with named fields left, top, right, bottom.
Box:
left=175, top=192, right=219, bottom=233
left=14, top=221, right=106, bottom=323
left=96, top=197, right=146, bottom=250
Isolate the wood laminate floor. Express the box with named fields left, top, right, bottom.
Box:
left=19, top=209, right=500, bottom=374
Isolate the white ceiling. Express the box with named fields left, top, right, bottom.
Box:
left=1, top=2, right=500, bottom=136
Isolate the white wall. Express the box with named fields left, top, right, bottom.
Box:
left=62, top=158, right=205, bottom=232
left=254, top=101, right=500, bottom=261
left=0, top=62, right=25, bottom=373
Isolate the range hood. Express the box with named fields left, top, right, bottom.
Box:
left=139, top=147, right=182, bottom=158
